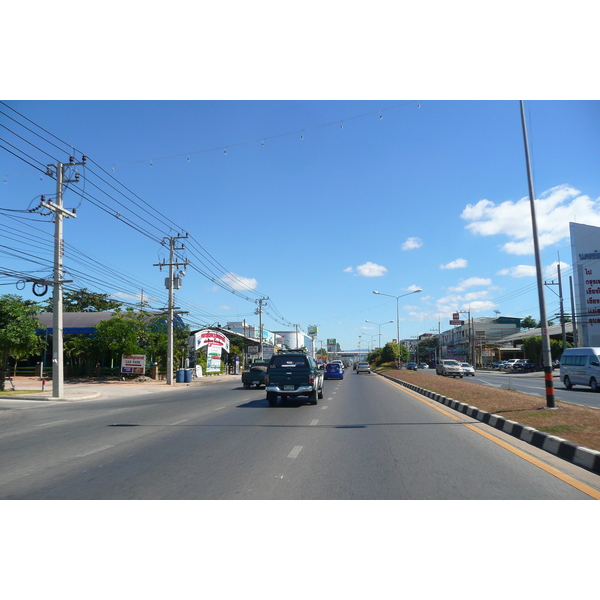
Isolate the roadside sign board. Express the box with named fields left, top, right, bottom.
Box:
left=121, top=354, right=146, bottom=374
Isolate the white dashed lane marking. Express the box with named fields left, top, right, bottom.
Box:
left=287, top=446, right=303, bottom=459
left=310, top=420, right=319, bottom=426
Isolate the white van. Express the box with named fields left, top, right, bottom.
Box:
left=560, top=347, right=600, bottom=391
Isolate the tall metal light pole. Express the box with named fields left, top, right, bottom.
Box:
left=373, top=289, right=422, bottom=363
left=520, top=100, right=555, bottom=408
left=365, top=319, right=394, bottom=349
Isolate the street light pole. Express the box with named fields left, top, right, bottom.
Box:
left=373, top=288, right=422, bottom=364
left=365, top=320, right=394, bottom=349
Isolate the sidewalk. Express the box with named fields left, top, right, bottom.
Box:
left=0, top=373, right=242, bottom=403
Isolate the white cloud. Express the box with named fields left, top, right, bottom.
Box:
left=343, top=266, right=353, bottom=273
left=220, top=272, right=258, bottom=291
left=440, top=258, right=468, bottom=269
left=219, top=305, right=232, bottom=310
left=448, top=277, right=492, bottom=292
left=497, top=265, right=536, bottom=278
left=461, top=184, right=600, bottom=255
left=407, top=284, right=422, bottom=293
left=356, top=262, right=388, bottom=277
left=497, top=260, right=570, bottom=279
left=402, top=237, right=423, bottom=250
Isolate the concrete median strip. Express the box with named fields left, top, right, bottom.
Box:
left=378, top=372, right=600, bottom=476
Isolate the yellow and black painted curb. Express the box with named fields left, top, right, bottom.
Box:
left=377, top=372, right=600, bottom=476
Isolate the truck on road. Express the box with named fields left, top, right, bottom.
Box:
left=264, top=350, right=324, bottom=406
left=241, top=362, right=269, bottom=389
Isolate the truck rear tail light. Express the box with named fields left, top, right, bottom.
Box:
left=264, top=375, right=269, bottom=385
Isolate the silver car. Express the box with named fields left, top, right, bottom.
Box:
left=461, top=363, right=475, bottom=376
left=356, top=361, right=371, bottom=374
left=435, top=359, right=464, bottom=378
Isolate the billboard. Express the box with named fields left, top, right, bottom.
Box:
left=189, top=329, right=230, bottom=353
left=570, top=222, right=600, bottom=346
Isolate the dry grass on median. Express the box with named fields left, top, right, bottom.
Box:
left=380, top=369, right=600, bottom=453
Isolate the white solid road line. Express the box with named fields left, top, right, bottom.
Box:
left=35, top=420, right=70, bottom=427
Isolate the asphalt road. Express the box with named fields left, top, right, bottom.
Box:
left=1, top=373, right=599, bottom=499
left=462, top=369, right=600, bottom=408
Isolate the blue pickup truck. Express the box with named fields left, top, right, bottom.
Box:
left=264, top=350, right=324, bottom=407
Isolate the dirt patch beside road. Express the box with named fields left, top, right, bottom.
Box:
left=381, top=369, right=600, bottom=453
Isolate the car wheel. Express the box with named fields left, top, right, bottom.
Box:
left=244, top=383, right=250, bottom=389
left=267, top=392, right=277, bottom=406
left=318, top=387, right=324, bottom=399
left=591, top=378, right=599, bottom=392
left=309, top=388, right=318, bottom=405
left=564, top=375, right=572, bottom=389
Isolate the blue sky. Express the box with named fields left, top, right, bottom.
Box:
left=2, top=100, right=599, bottom=350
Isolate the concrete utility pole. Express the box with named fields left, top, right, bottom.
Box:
left=41, top=157, right=85, bottom=399
left=520, top=100, right=555, bottom=408
left=154, top=235, right=188, bottom=385
left=255, top=298, right=268, bottom=359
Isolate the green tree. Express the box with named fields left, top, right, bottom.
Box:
left=94, top=309, right=190, bottom=375
left=42, top=288, right=123, bottom=313
left=521, top=316, right=537, bottom=329
left=367, top=347, right=382, bottom=366
left=94, top=309, right=147, bottom=365
left=0, top=295, right=44, bottom=390
left=417, top=337, right=437, bottom=362
left=521, top=336, right=568, bottom=365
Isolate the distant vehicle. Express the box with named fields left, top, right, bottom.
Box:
left=512, top=359, right=536, bottom=373
left=504, top=359, right=520, bottom=370
left=560, top=347, right=600, bottom=391
left=436, top=359, right=464, bottom=378
left=460, top=363, right=475, bottom=376
left=241, top=361, right=269, bottom=389
left=418, top=363, right=429, bottom=369
left=491, top=361, right=504, bottom=369
left=324, top=363, right=344, bottom=380
left=330, top=360, right=344, bottom=370
left=356, top=361, right=371, bottom=374
left=405, top=362, right=418, bottom=371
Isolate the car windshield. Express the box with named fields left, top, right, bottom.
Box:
left=445, top=360, right=459, bottom=366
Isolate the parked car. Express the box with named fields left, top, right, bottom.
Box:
left=491, top=361, right=504, bottom=369
left=418, top=363, right=429, bottom=369
left=461, top=363, right=475, bottom=376
left=324, top=363, right=344, bottom=380
left=435, top=359, right=464, bottom=378
left=503, top=359, right=520, bottom=370
left=356, top=361, right=371, bottom=374
left=405, top=362, right=418, bottom=371
left=512, top=359, right=536, bottom=373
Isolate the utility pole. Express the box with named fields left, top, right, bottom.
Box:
left=520, top=100, right=555, bottom=408
left=570, top=276, right=579, bottom=348
left=41, top=156, right=85, bottom=399
left=255, top=297, right=268, bottom=359
left=154, top=234, right=188, bottom=385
